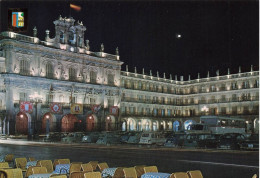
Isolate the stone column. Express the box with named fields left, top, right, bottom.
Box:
left=5, top=85, right=15, bottom=135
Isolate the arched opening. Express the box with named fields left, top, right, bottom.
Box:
left=16, top=112, right=30, bottom=134
left=254, top=118, right=259, bottom=133
left=142, top=119, right=152, bottom=131
left=159, top=121, right=165, bottom=131
left=86, top=114, right=97, bottom=132
left=153, top=121, right=158, bottom=131
left=184, top=120, right=196, bottom=130
left=61, top=114, right=78, bottom=132
left=128, top=118, right=136, bottom=131
left=42, top=113, right=56, bottom=133
left=173, top=121, right=181, bottom=132
left=122, top=121, right=127, bottom=131
left=105, top=115, right=115, bottom=131
left=137, top=121, right=142, bottom=131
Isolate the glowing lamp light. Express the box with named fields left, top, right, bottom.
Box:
left=89, top=116, right=92, bottom=119
left=201, top=105, right=209, bottom=112
left=20, top=115, right=24, bottom=118
left=107, top=116, right=110, bottom=120
left=46, top=115, right=49, bottom=119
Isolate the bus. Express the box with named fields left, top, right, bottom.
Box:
left=200, top=116, right=245, bottom=134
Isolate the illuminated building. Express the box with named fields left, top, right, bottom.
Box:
left=0, top=16, right=258, bottom=135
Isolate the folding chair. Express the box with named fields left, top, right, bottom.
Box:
left=84, top=172, right=101, bottom=178
left=123, top=167, right=137, bottom=178
left=187, top=170, right=203, bottom=178
left=81, top=163, right=93, bottom=172
left=144, top=166, right=158, bottom=173
left=170, top=172, right=189, bottom=178
left=97, top=162, right=109, bottom=172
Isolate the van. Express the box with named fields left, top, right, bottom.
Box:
left=139, top=132, right=166, bottom=145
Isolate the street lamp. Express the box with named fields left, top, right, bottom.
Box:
left=29, top=92, right=43, bottom=138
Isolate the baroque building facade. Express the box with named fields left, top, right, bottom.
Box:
left=0, top=16, right=259, bottom=135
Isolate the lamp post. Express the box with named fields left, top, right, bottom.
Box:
left=29, top=92, right=43, bottom=139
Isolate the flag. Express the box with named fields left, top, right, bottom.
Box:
left=50, top=102, right=62, bottom=114
left=70, top=4, right=81, bottom=11
left=109, top=106, right=119, bottom=116
left=12, top=12, right=24, bottom=28
left=20, top=101, right=33, bottom=113
left=71, top=103, right=83, bottom=114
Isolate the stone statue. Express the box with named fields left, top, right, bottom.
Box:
left=100, top=43, right=104, bottom=52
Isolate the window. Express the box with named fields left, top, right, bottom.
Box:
left=232, top=106, right=237, bottom=115
left=90, top=71, right=97, bottom=83
left=59, top=95, right=64, bottom=102
left=69, top=67, right=76, bottom=81
left=146, top=108, right=150, bottom=115
left=167, top=109, right=171, bottom=116
left=46, top=93, right=53, bottom=103
left=46, top=62, right=54, bottom=78
left=19, top=60, right=30, bottom=75
left=68, top=31, right=75, bottom=45
left=60, top=32, right=64, bottom=43
left=107, top=74, right=114, bottom=86
left=231, top=82, right=237, bottom=90
left=90, top=98, right=96, bottom=105
left=232, top=94, right=237, bottom=101
left=107, top=99, right=114, bottom=107
left=220, top=107, right=226, bottom=114
left=161, top=109, right=165, bottom=116
left=19, top=92, right=27, bottom=101
left=153, top=108, right=157, bottom=116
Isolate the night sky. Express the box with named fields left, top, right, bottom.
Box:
left=0, top=1, right=259, bottom=80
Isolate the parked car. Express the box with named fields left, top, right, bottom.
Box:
left=240, top=134, right=259, bottom=151
left=82, top=132, right=100, bottom=143
left=127, top=132, right=142, bottom=144
left=61, top=132, right=85, bottom=143
left=196, top=134, right=221, bottom=148
left=218, top=133, right=245, bottom=150
left=120, top=132, right=132, bottom=143
left=43, top=132, right=67, bottom=142
left=183, top=134, right=200, bottom=148
left=139, top=132, right=166, bottom=145
left=164, top=133, right=185, bottom=147
left=96, top=132, right=121, bottom=145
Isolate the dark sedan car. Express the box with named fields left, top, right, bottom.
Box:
left=240, top=134, right=259, bottom=151
left=218, top=133, right=245, bottom=150
left=164, top=133, right=185, bottom=147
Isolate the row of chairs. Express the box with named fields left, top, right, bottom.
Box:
left=0, top=155, right=204, bottom=178
left=123, top=166, right=203, bottom=178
